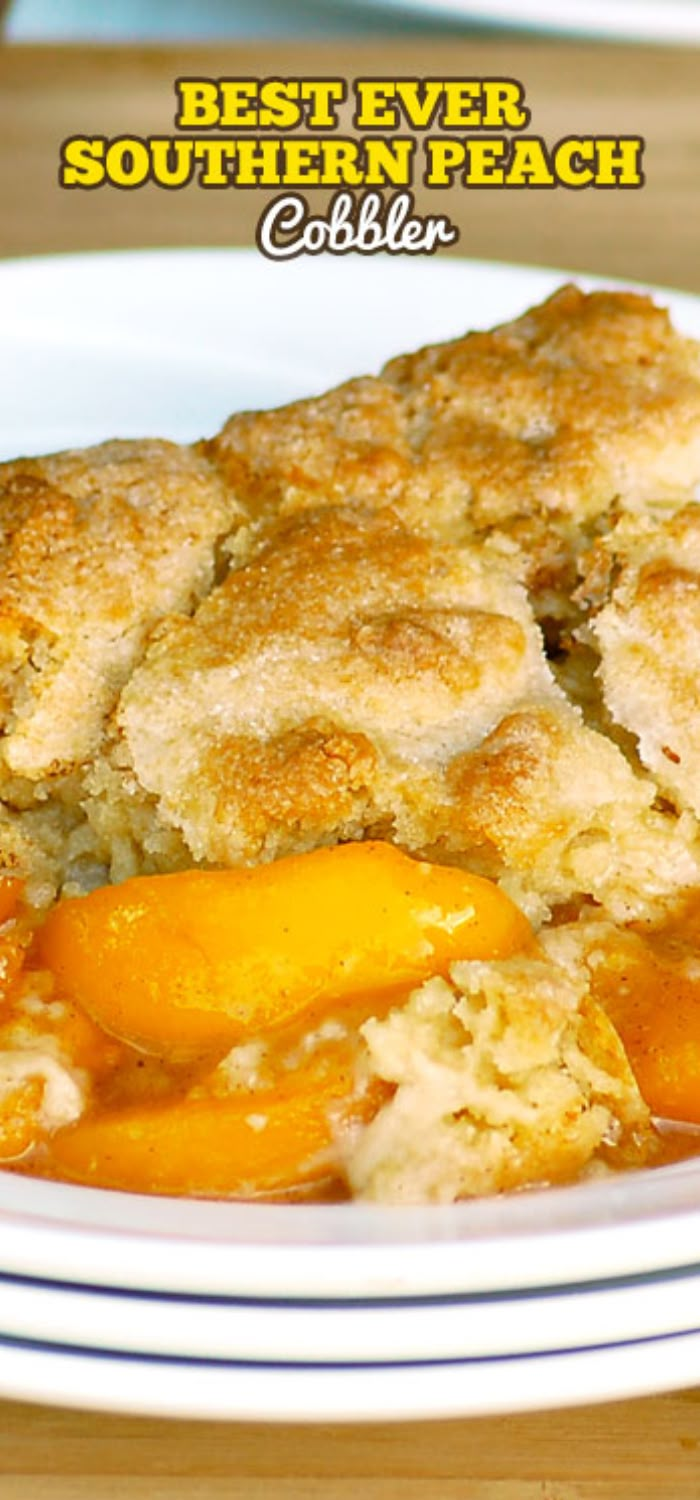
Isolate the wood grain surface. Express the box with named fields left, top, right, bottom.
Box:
left=1, top=35, right=700, bottom=1499
left=2, top=1389, right=700, bottom=1498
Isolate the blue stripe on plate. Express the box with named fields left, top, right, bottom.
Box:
left=2, top=1323, right=700, bottom=1369
left=2, top=1260, right=700, bottom=1309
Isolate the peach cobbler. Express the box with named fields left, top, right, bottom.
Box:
left=2, top=283, right=700, bottom=1202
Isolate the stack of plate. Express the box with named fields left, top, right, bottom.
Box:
left=2, top=1162, right=700, bottom=1420
left=3, top=251, right=700, bottom=1421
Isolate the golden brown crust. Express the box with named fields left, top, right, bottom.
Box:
left=0, top=440, right=241, bottom=786
left=205, top=377, right=410, bottom=523
left=585, top=504, right=700, bottom=816
left=115, top=505, right=556, bottom=867
left=2, top=283, right=700, bottom=1201
left=2, top=284, right=700, bottom=923
left=445, top=702, right=700, bottom=919
left=209, top=286, right=700, bottom=616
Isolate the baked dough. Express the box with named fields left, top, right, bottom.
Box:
left=2, top=283, right=700, bottom=1200
left=584, top=504, right=700, bottom=818
left=0, top=439, right=239, bottom=785
left=2, top=285, right=700, bottom=923
left=209, top=284, right=700, bottom=621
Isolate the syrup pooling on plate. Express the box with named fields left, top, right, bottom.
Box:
left=3, top=283, right=700, bottom=1200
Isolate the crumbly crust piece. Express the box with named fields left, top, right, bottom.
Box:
left=111, top=499, right=700, bottom=922
left=346, top=926, right=652, bottom=1203
left=583, top=504, right=700, bottom=817
left=208, top=286, right=700, bottom=613
left=114, top=505, right=558, bottom=867
left=0, top=439, right=241, bottom=786
left=444, top=700, right=700, bottom=921
left=384, top=284, right=700, bottom=528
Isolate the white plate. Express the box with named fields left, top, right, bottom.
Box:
left=2, top=1259, right=700, bottom=1364
left=3, top=250, right=700, bottom=1417
left=7, top=1159, right=700, bottom=1301
left=337, top=0, right=700, bottom=44
left=4, top=1327, right=700, bottom=1422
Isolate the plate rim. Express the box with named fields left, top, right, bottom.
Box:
left=2, top=1322, right=700, bottom=1422
left=3, top=248, right=700, bottom=1313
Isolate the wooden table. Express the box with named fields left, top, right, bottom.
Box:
left=1, top=35, right=700, bottom=1499
left=1, top=38, right=700, bottom=291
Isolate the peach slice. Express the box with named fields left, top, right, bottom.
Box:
left=0, top=878, right=27, bottom=1005
left=38, top=842, right=532, bottom=1054
left=44, top=1035, right=387, bottom=1197
left=593, top=942, right=700, bottom=1125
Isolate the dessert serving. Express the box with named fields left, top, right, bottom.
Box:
left=2, top=282, right=700, bottom=1203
